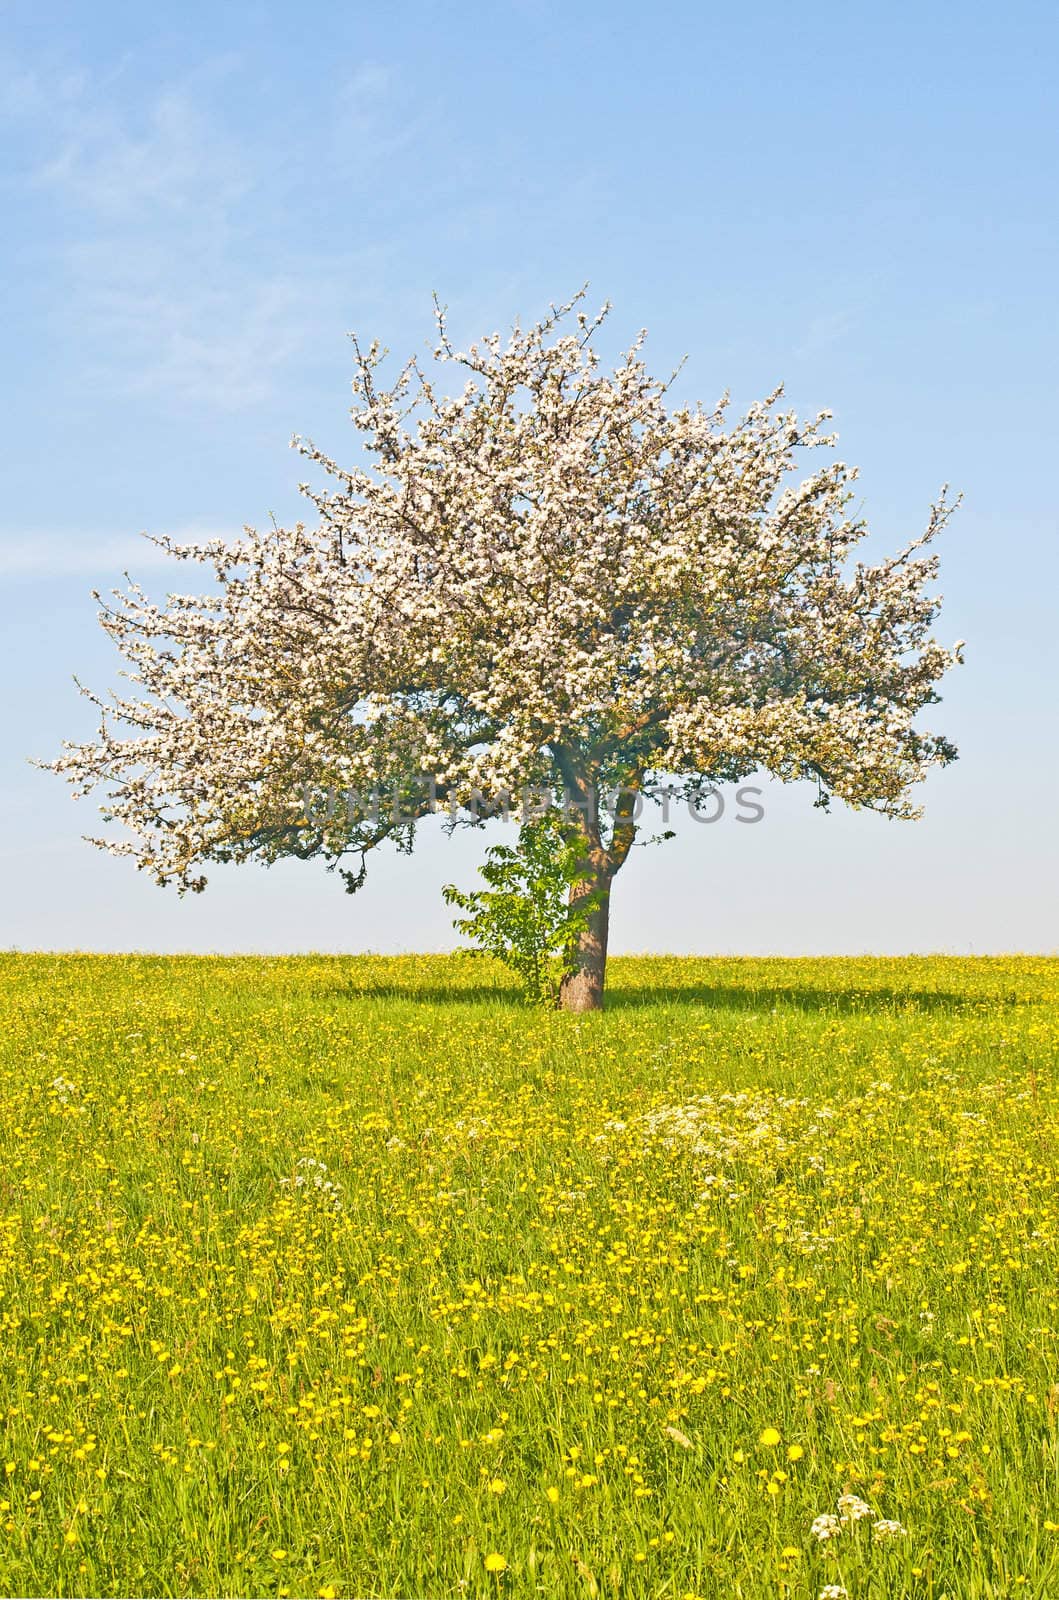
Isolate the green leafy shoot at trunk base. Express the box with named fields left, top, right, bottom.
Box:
left=443, top=814, right=604, bottom=1005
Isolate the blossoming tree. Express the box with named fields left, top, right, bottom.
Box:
left=50, top=292, right=962, bottom=1010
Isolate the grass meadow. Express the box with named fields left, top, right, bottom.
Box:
left=1, top=952, right=1058, bottom=1600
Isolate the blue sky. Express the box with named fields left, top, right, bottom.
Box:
left=2, top=0, right=1056, bottom=954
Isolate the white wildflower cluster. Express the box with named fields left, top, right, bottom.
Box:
left=639, top=1090, right=807, bottom=1162
left=819, top=1586, right=850, bottom=1600
left=836, top=1494, right=874, bottom=1523
left=872, top=1519, right=908, bottom=1541
left=48, top=1076, right=80, bottom=1106
left=811, top=1495, right=907, bottom=1548
left=447, top=1117, right=491, bottom=1143
left=633, top=1091, right=845, bottom=1248
left=794, top=1228, right=835, bottom=1255
left=279, top=1157, right=343, bottom=1212
left=45, top=290, right=960, bottom=917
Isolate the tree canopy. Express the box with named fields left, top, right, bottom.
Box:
left=50, top=291, right=962, bottom=1008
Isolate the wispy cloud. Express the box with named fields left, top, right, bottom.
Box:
left=35, top=85, right=248, bottom=219
left=28, top=74, right=306, bottom=409
left=795, top=307, right=859, bottom=361
left=64, top=235, right=310, bottom=408
left=330, top=61, right=426, bottom=166
left=0, top=55, right=86, bottom=119
left=2, top=54, right=388, bottom=411
left=0, top=527, right=238, bottom=579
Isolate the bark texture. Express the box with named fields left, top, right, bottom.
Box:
left=559, top=881, right=611, bottom=1012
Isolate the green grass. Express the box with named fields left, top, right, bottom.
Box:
left=1, top=953, right=1058, bottom=1599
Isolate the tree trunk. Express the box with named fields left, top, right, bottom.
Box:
left=559, top=879, right=611, bottom=1013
